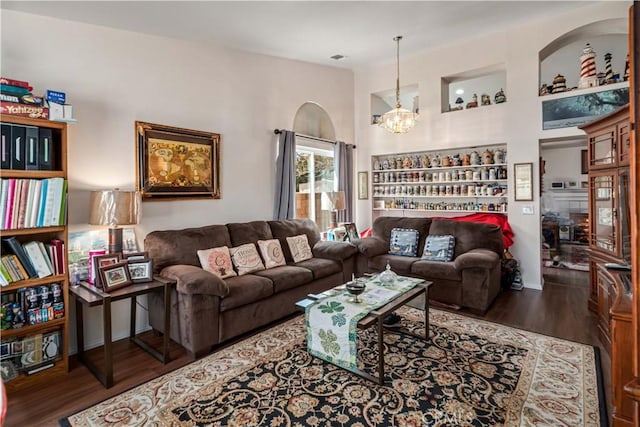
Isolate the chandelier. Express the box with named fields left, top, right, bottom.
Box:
left=379, top=36, right=419, bottom=134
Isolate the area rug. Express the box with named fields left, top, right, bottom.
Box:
left=61, top=307, right=605, bottom=426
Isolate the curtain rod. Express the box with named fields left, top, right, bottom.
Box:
left=274, top=129, right=356, bottom=148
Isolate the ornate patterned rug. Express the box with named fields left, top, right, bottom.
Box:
left=60, top=307, right=605, bottom=426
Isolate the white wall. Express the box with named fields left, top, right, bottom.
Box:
left=1, top=10, right=354, bottom=352
left=354, top=1, right=630, bottom=290
left=541, top=145, right=588, bottom=192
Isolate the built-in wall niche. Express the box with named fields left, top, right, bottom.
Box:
left=539, top=19, right=627, bottom=94
left=370, top=84, right=418, bottom=125
left=441, top=64, right=506, bottom=113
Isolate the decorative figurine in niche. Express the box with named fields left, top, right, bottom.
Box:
left=470, top=151, right=481, bottom=166
left=403, top=156, right=412, bottom=169
left=430, top=154, right=441, bottom=167
left=551, top=74, right=567, bottom=93
left=453, top=97, right=464, bottom=111
left=494, top=148, right=505, bottom=164
left=421, top=154, right=430, bottom=169
left=466, top=93, right=478, bottom=109
left=481, top=93, right=491, bottom=105
left=604, top=52, right=615, bottom=83
left=462, top=153, right=471, bottom=166
left=494, top=88, right=506, bottom=104
left=539, top=84, right=549, bottom=96
left=624, top=54, right=630, bottom=81
left=451, top=154, right=461, bottom=166
left=481, top=149, right=494, bottom=165
left=441, top=155, right=451, bottom=167
left=578, top=43, right=598, bottom=88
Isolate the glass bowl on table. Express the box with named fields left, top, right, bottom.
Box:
left=345, top=278, right=367, bottom=303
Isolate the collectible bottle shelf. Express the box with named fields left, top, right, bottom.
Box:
left=371, top=144, right=508, bottom=217
left=0, top=115, right=69, bottom=393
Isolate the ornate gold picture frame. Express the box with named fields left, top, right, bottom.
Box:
left=135, top=121, right=220, bottom=200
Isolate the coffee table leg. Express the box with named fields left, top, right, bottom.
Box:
left=377, top=316, right=384, bottom=385
left=423, top=285, right=429, bottom=342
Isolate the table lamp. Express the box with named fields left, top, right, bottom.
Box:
left=89, top=189, right=141, bottom=253
left=321, top=191, right=345, bottom=229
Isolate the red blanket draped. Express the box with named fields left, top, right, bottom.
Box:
left=434, top=213, right=514, bottom=248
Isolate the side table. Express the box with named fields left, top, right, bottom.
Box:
left=70, top=276, right=176, bottom=388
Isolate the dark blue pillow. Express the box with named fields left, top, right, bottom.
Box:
left=389, top=228, right=420, bottom=257
left=421, top=235, right=455, bottom=262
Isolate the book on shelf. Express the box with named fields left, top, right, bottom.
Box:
left=1, top=236, right=37, bottom=279
left=38, top=127, right=53, bottom=170
left=0, top=177, right=66, bottom=230
left=0, top=102, right=48, bottom=120
left=0, top=77, right=32, bottom=91
left=0, top=84, right=31, bottom=95
left=22, top=241, right=53, bottom=278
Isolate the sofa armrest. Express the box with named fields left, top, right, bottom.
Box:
left=312, top=240, right=358, bottom=261
left=453, top=249, right=500, bottom=270
left=160, top=264, right=229, bottom=297
left=353, top=236, right=388, bottom=258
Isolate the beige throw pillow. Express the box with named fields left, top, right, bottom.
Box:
left=257, top=239, right=286, bottom=269
left=197, top=246, right=237, bottom=279
left=286, top=234, right=313, bottom=263
left=230, top=243, right=266, bottom=276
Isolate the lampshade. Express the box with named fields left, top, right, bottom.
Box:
left=379, top=36, right=419, bottom=134
left=89, top=190, right=141, bottom=254
left=89, top=190, right=140, bottom=226
left=321, top=191, right=346, bottom=211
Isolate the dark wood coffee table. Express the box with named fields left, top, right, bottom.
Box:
left=297, top=279, right=432, bottom=385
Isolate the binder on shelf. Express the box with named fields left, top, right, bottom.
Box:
left=1, top=124, right=11, bottom=169
left=25, top=126, right=39, bottom=170
left=38, top=128, right=53, bottom=170
left=10, top=125, right=26, bottom=170
left=1, top=236, right=37, bottom=278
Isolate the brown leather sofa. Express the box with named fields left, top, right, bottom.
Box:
left=353, top=216, right=503, bottom=313
left=145, top=219, right=357, bottom=358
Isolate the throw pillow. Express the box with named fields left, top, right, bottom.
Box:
left=196, top=246, right=237, bottom=279
left=229, top=243, right=265, bottom=276
left=389, top=228, right=420, bottom=257
left=257, top=239, right=286, bottom=269
left=422, top=235, right=456, bottom=262
left=286, top=234, right=313, bottom=263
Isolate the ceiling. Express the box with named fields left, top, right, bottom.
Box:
left=1, top=1, right=600, bottom=69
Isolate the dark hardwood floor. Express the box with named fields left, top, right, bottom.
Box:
left=4, top=277, right=608, bottom=427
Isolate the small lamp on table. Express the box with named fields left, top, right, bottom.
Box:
left=89, top=189, right=141, bottom=254
left=321, top=191, right=346, bottom=230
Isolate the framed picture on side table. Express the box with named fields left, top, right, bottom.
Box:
left=93, top=254, right=121, bottom=288
left=100, top=262, right=133, bottom=292
left=127, top=258, right=154, bottom=283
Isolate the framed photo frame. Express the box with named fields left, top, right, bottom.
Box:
left=93, top=254, right=121, bottom=288
left=358, top=171, right=368, bottom=200
left=342, top=223, right=359, bottom=241
left=100, top=262, right=133, bottom=292
left=127, top=258, right=154, bottom=283
left=514, top=162, right=534, bottom=201
left=135, top=121, right=221, bottom=201
left=123, top=251, right=148, bottom=261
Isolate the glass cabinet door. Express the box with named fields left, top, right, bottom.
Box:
left=618, top=122, right=630, bottom=166
left=588, top=127, right=616, bottom=169
left=590, top=172, right=618, bottom=255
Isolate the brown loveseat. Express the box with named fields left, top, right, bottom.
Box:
left=353, top=216, right=503, bottom=313
left=144, top=219, right=357, bottom=359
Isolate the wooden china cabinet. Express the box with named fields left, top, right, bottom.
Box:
left=580, top=103, right=633, bottom=426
